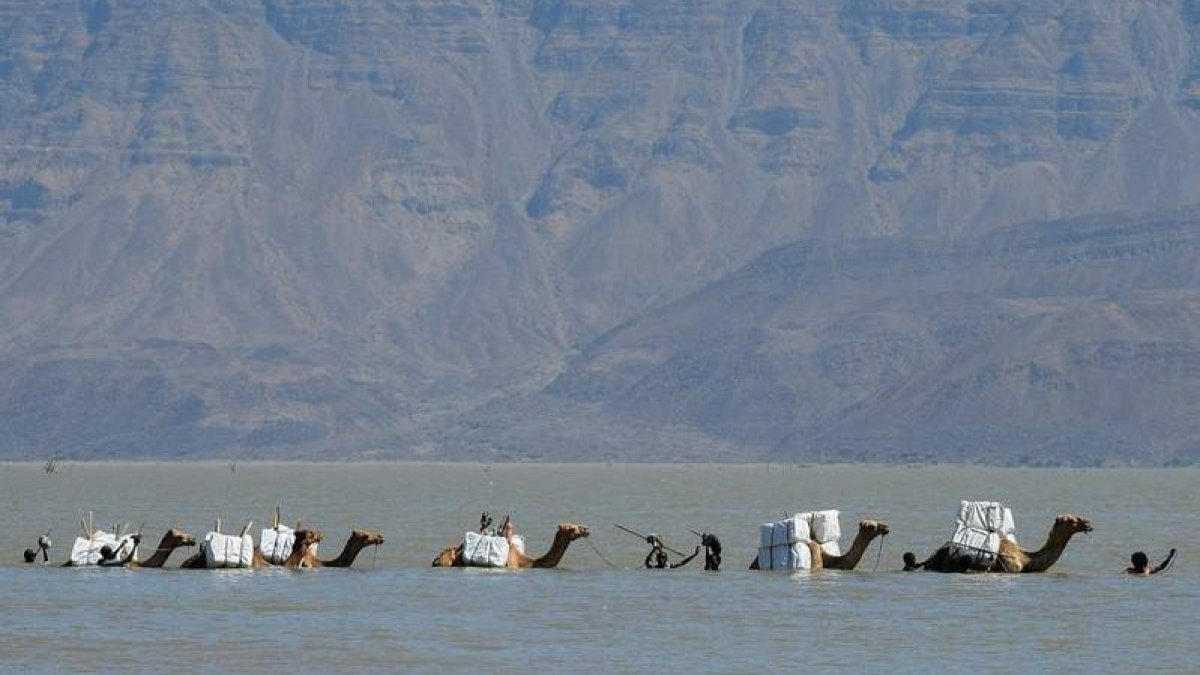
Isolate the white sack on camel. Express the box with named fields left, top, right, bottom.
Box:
left=757, top=515, right=813, bottom=570
left=69, top=532, right=139, bottom=566
left=260, top=525, right=320, bottom=565
left=203, top=532, right=255, bottom=568
left=956, top=501, right=1016, bottom=539
left=808, top=510, right=841, bottom=544
left=462, top=532, right=525, bottom=567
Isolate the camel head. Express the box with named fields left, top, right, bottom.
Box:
left=859, top=520, right=890, bottom=538
left=431, top=545, right=460, bottom=567
left=350, top=529, right=385, bottom=548
left=556, top=523, right=591, bottom=541
left=163, top=529, right=196, bottom=549
left=294, top=528, right=324, bottom=552
left=1053, top=514, right=1093, bottom=536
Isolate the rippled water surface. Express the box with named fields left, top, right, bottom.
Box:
left=0, top=463, right=1195, bottom=673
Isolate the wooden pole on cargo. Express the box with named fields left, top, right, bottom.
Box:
left=613, top=524, right=688, bottom=557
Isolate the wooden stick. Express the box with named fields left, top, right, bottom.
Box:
left=614, top=524, right=688, bottom=557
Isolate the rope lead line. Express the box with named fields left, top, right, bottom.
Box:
left=584, top=537, right=619, bottom=569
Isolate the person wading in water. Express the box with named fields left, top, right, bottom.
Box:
left=22, top=534, right=51, bottom=564
left=1125, top=549, right=1176, bottom=575
left=698, top=533, right=722, bottom=571
left=644, top=535, right=699, bottom=569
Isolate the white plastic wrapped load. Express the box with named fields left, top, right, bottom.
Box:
left=462, top=532, right=515, bottom=568
left=777, top=514, right=810, bottom=547
left=203, top=532, right=255, bottom=568
left=820, top=541, right=842, bottom=557
left=259, top=526, right=293, bottom=564
left=259, top=525, right=320, bottom=565
left=69, top=532, right=139, bottom=566
left=808, top=510, right=841, bottom=545
left=757, top=515, right=813, bottom=570
left=948, top=500, right=1018, bottom=567
left=956, top=501, right=1016, bottom=540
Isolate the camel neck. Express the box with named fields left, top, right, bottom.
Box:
left=839, top=528, right=876, bottom=567
left=322, top=539, right=366, bottom=567
left=532, top=531, right=571, bottom=569
left=1023, top=526, right=1076, bottom=573
left=139, top=540, right=178, bottom=568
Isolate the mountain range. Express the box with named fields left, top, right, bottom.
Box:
left=3, top=0, right=1200, bottom=464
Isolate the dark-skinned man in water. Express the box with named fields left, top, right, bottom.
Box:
left=1125, top=549, right=1176, bottom=575
left=644, top=535, right=700, bottom=569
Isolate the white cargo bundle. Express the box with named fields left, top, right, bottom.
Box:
left=808, top=510, right=841, bottom=544
left=462, top=532, right=526, bottom=568
left=948, top=500, right=1018, bottom=567
left=69, top=532, right=139, bottom=566
left=259, top=525, right=319, bottom=565
left=756, top=514, right=812, bottom=571
left=756, top=510, right=845, bottom=570
left=956, top=501, right=1016, bottom=540
left=203, top=532, right=255, bottom=568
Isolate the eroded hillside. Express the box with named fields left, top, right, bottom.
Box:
left=2, top=1, right=1200, bottom=463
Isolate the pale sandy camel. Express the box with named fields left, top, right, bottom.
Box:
left=432, top=522, right=591, bottom=569
left=908, top=514, right=1093, bottom=573
left=816, top=520, right=890, bottom=571
left=290, top=529, right=384, bottom=568
left=749, top=520, right=889, bottom=571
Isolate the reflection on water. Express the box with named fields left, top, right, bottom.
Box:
left=0, top=462, right=1195, bottom=672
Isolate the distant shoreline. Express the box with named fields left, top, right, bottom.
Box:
left=0, top=459, right=1191, bottom=470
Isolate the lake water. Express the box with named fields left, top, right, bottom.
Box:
left=0, top=463, right=1195, bottom=673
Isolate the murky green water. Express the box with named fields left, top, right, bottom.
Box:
left=0, top=463, right=1195, bottom=673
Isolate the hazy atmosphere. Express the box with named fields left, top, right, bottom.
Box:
left=4, top=0, right=1200, bottom=464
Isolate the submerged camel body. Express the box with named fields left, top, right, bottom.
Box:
left=911, top=514, right=1093, bottom=573
left=432, top=523, right=591, bottom=569
left=180, top=528, right=322, bottom=569
left=750, top=520, right=889, bottom=571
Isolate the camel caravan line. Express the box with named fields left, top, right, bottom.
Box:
left=35, top=508, right=384, bottom=570
left=23, top=501, right=1110, bottom=575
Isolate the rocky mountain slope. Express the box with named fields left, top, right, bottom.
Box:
left=2, top=0, right=1200, bottom=463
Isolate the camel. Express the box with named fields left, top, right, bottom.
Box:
left=432, top=522, right=591, bottom=569
left=907, top=514, right=1093, bottom=573
left=749, top=520, right=889, bottom=571
left=122, top=529, right=196, bottom=568
left=289, top=529, right=384, bottom=568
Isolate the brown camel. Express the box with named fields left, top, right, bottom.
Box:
left=181, top=528, right=321, bottom=569
left=123, top=529, right=196, bottom=568
left=910, top=514, right=1093, bottom=573
left=816, top=520, right=890, bottom=571
left=290, top=529, right=384, bottom=568
left=432, top=522, right=591, bottom=569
